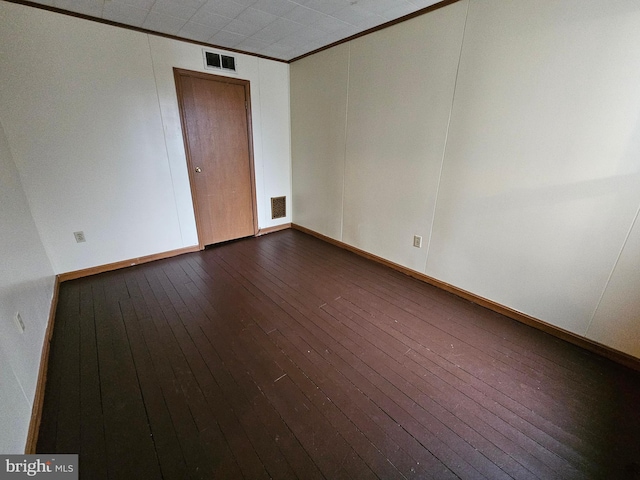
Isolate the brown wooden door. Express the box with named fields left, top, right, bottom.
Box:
left=174, top=69, right=257, bottom=247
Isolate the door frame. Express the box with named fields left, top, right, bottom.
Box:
left=173, top=67, right=259, bottom=249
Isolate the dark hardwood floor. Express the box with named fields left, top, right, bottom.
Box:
left=37, top=229, right=640, bottom=479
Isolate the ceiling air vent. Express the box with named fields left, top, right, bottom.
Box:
left=271, top=196, right=286, bottom=219
left=203, top=49, right=237, bottom=73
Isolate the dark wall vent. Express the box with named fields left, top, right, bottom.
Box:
left=271, top=196, right=286, bottom=219
left=203, top=49, right=237, bottom=73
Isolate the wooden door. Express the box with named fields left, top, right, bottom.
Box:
left=174, top=69, right=257, bottom=247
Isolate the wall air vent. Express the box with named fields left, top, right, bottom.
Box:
left=203, top=49, right=237, bottom=73
left=271, top=196, right=286, bottom=219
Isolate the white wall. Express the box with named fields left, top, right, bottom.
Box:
left=291, top=0, right=640, bottom=359
left=291, top=1, right=468, bottom=263
left=588, top=208, right=640, bottom=357
left=427, top=0, right=640, bottom=339
left=291, top=44, right=350, bottom=240
left=0, top=1, right=291, bottom=274
left=0, top=121, right=55, bottom=453
left=342, top=3, right=467, bottom=272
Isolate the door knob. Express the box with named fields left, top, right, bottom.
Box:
left=195, top=166, right=202, bottom=173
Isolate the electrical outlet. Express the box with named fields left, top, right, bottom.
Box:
left=74, top=231, right=86, bottom=243
left=413, top=235, right=423, bottom=248
left=14, top=312, right=25, bottom=333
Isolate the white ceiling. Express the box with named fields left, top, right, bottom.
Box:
left=25, top=0, right=443, bottom=61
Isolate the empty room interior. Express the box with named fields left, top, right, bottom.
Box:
left=1, top=0, right=640, bottom=478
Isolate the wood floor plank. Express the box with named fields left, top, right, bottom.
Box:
left=149, top=266, right=271, bottom=480
left=134, top=267, right=244, bottom=479
left=118, top=286, right=189, bottom=480
left=36, top=282, right=78, bottom=454
left=182, top=255, right=424, bottom=478
left=327, top=297, right=579, bottom=478
left=176, top=268, right=330, bottom=478
left=210, top=245, right=472, bottom=479
left=156, top=260, right=376, bottom=480
left=38, top=229, right=640, bottom=480
left=54, top=308, right=81, bottom=453
left=178, top=257, right=407, bottom=480
left=214, top=243, right=517, bottom=477
left=93, top=275, right=163, bottom=479
left=184, top=253, right=448, bottom=480
left=77, top=281, right=108, bottom=480
left=273, top=233, right=603, bottom=383
left=252, top=232, right=604, bottom=464
left=221, top=234, right=624, bottom=478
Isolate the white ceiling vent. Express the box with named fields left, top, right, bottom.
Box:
left=203, top=49, right=237, bottom=73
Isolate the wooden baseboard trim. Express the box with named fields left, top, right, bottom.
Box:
left=58, top=245, right=201, bottom=282
left=257, top=223, right=291, bottom=236
left=25, top=276, right=60, bottom=454
left=291, top=224, right=640, bottom=372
